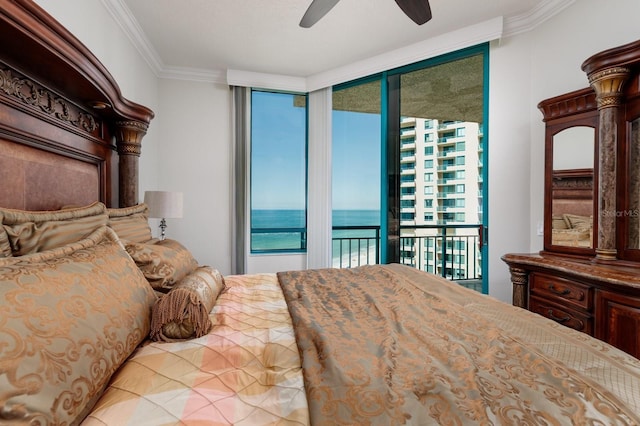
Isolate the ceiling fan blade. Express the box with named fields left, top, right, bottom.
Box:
left=394, top=0, right=432, bottom=25
left=300, top=0, right=341, bottom=28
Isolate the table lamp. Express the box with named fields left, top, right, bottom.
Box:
left=144, top=191, right=183, bottom=240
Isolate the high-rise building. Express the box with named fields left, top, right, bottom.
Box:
left=399, top=117, right=483, bottom=280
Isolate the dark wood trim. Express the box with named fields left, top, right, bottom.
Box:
left=0, top=0, right=154, bottom=207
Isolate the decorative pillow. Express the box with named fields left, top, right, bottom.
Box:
left=125, top=238, right=199, bottom=291
left=552, top=215, right=569, bottom=230
left=0, top=201, right=108, bottom=256
left=107, top=203, right=153, bottom=243
left=0, top=211, right=10, bottom=257
left=0, top=226, right=157, bottom=425
left=563, top=213, right=592, bottom=231
left=150, top=266, right=226, bottom=342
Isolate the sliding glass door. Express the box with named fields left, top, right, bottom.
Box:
left=395, top=50, right=487, bottom=292
left=332, top=44, right=488, bottom=292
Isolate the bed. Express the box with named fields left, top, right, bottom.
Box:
left=2, top=2, right=640, bottom=425
left=550, top=169, right=594, bottom=248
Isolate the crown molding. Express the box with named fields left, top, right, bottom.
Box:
left=100, top=0, right=163, bottom=76
left=104, top=0, right=575, bottom=89
left=161, top=66, right=227, bottom=84
left=503, top=0, right=575, bottom=37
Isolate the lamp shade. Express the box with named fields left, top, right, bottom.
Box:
left=144, top=191, right=183, bottom=219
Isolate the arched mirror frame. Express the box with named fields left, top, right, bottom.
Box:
left=539, top=88, right=599, bottom=257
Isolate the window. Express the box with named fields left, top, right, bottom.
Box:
left=250, top=90, right=307, bottom=252
left=455, top=156, right=465, bottom=166
left=400, top=149, right=415, bottom=159
left=456, top=184, right=465, bottom=193
left=424, top=186, right=434, bottom=195
left=424, top=213, right=433, bottom=221
left=424, top=172, right=433, bottom=182
left=401, top=161, right=415, bottom=171
left=401, top=173, right=416, bottom=183
left=424, top=159, right=433, bottom=168
left=400, top=212, right=415, bottom=221
left=424, top=199, right=433, bottom=207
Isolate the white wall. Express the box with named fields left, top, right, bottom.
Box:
left=154, top=79, right=233, bottom=273
left=33, top=0, right=640, bottom=299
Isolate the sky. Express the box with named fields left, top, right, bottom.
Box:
left=251, top=90, right=381, bottom=211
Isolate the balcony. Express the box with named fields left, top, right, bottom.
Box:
left=251, top=224, right=483, bottom=291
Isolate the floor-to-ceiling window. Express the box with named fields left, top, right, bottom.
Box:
left=332, top=80, right=382, bottom=267
left=331, top=43, right=488, bottom=292
left=250, top=90, right=308, bottom=253
left=394, top=49, right=487, bottom=292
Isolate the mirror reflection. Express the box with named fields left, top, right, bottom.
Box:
left=551, top=126, right=595, bottom=248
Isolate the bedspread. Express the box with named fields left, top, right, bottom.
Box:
left=277, top=264, right=640, bottom=426
left=83, top=273, right=309, bottom=426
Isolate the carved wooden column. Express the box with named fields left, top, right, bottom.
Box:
left=508, top=266, right=529, bottom=308
left=586, top=67, right=629, bottom=261
left=115, top=120, right=149, bottom=207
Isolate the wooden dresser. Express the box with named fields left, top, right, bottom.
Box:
left=502, top=253, right=640, bottom=357
left=503, top=39, right=640, bottom=359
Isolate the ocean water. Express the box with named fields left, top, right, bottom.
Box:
left=251, top=209, right=380, bottom=255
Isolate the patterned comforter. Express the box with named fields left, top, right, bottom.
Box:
left=85, top=264, right=640, bottom=425
left=278, top=264, right=640, bottom=425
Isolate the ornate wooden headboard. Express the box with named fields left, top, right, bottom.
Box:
left=0, top=0, right=154, bottom=210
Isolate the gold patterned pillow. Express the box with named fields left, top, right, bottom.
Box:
left=150, top=266, right=226, bottom=342
left=0, top=211, right=10, bottom=257
left=0, top=226, right=157, bottom=425
left=563, top=213, right=592, bottom=231
left=1, top=201, right=108, bottom=256
left=107, top=203, right=153, bottom=243
left=125, top=238, right=199, bottom=291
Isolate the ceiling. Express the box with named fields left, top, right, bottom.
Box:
left=112, top=0, right=574, bottom=84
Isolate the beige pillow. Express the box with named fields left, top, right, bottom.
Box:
left=150, top=266, right=226, bottom=342
left=0, top=226, right=157, bottom=425
left=107, top=203, right=153, bottom=243
left=0, top=201, right=107, bottom=256
left=125, top=238, right=199, bottom=291
left=552, top=215, right=569, bottom=230
left=563, top=214, right=592, bottom=231
left=0, top=211, right=10, bottom=257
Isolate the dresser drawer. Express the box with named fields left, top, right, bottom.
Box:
left=530, top=295, right=593, bottom=334
left=530, top=272, right=593, bottom=310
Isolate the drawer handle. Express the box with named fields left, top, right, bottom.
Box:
left=548, top=284, right=570, bottom=296
left=547, top=309, right=570, bottom=323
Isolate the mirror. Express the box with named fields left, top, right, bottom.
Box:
left=627, top=118, right=640, bottom=249
left=550, top=126, right=595, bottom=249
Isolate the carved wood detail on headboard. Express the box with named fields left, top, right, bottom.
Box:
left=0, top=0, right=154, bottom=209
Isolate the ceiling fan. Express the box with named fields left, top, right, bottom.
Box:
left=300, top=0, right=432, bottom=28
